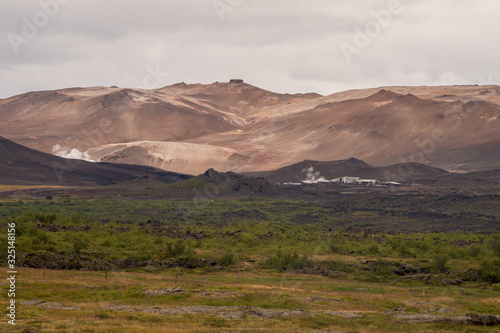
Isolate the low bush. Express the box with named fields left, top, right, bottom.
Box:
left=217, top=252, right=236, bottom=267
left=431, top=254, right=449, bottom=274
left=264, top=251, right=314, bottom=271
left=479, top=258, right=500, bottom=283
left=323, top=259, right=354, bottom=273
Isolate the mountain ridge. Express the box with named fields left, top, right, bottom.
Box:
left=1, top=82, right=499, bottom=174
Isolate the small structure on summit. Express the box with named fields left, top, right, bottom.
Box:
left=229, top=79, right=244, bottom=84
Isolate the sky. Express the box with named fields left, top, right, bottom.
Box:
left=1, top=0, right=499, bottom=98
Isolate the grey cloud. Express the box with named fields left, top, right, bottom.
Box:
left=0, top=0, right=499, bottom=98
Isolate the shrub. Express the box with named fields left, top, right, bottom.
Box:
left=367, top=243, right=380, bottom=255
left=72, top=234, right=90, bottom=254
left=397, top=244, right=415, bottom=258
left=491, top=234, right=500, bottom=257
left=153, top=240, right=195, bottom=260
left=479, top=258, right=500, bottom=283
left=176, top=254, right=202, bottom=268
left=217, top=252, right=236, bottom=267
left=323, top=259, right=354, bottom=273
left=264, top=251, right=314, bottom=271
left=431, top=254, right=449, bottom=274
left=100, top=239, right=112, bottom=247
left=468, top=244, right=483, bottom=258
left=327, top=238, right=344, bottom=254
left=374, top=259, right=394, bottom=277
left=166, top=239, right=188, bottom=257
left=34, top=212, right=57, bottom=224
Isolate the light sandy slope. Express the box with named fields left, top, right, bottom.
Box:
left=88, top=141, right=250, bottom=175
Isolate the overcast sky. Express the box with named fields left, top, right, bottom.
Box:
left=1, top=0, right=499, bottom=98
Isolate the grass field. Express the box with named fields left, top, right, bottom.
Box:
left=1, top=267, right=499, bottom=332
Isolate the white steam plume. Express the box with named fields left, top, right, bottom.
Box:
left=302, top=166, right=326, bottom=183
left=52, top=144, right=95, bottom=162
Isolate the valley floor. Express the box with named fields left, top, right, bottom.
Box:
left=2, top=268, right=499, bottom=332
left=0, top=185, right=498, bottom=332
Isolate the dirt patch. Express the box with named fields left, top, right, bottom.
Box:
left=144, top=287, right=186, bottom=296
left=19, top=300, right=80, bottom=311
left=196, top=290, right=244, bottom=298
left=324, top=311, right=363, bottom=319
left=307, top=296, right=347, bottom=303
left=108, top=304, right=308, bottom=320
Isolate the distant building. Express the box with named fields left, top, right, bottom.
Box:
left=229, top=79, right=244, bottom=84
left=281, top=176, right=402, bottom=187
left=339, top=176, right=360, bottom=184
left=356, top=179, right=378, bottom=186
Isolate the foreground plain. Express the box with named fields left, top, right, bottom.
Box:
left=1, top=267, right=500, bottom=332
left=1, top=195, right=499, bottom=332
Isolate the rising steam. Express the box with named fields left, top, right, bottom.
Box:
left=302, top=166, right=326, bottom=183
left=52, top=144, right=95, bottom=162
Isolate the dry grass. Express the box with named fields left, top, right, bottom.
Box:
left=1, top=267, right=498, bottom=332
left=0, top=185, right=65, bottom=192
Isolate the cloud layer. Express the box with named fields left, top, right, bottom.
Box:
left=1, top=0, right=499, bottom=98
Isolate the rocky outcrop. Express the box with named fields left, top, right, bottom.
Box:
left=203, top=168, right=273, bottom=194
left=394, top=314, right=469, bottom=324
left=466, top=313, right=500, bottom=326
left=386, top=307, right=500, bottom=326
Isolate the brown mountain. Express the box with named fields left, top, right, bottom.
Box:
left=1, top=81, right=499, bottom=174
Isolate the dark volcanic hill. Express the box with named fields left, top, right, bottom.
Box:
left=0, top=137, right=192, bottom=186
left=420, top=168, right=500, bottom=187
left=247, top=158, right=450, bottom=183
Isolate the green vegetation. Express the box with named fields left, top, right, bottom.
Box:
left=0, top=196, right=499, bottom=332
left=0, top=197, right=498, bottom=284
left=264, top=251, right=315, bottom=271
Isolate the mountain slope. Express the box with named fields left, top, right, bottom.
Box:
left=189, top=88, right=500, bottom=172
left=1, top=82, right=500, bottom=174
left=0, top=82, right=318, bottom=154
left=0, top=137, right=192, bottom=186
left=88, top=141, right=251, bottom=176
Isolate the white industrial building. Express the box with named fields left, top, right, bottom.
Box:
left=291, top=175, right=403, bottom=187
left=339, top=176, right=360, bottom=184
left=356, top=179, right=378, bottom=186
